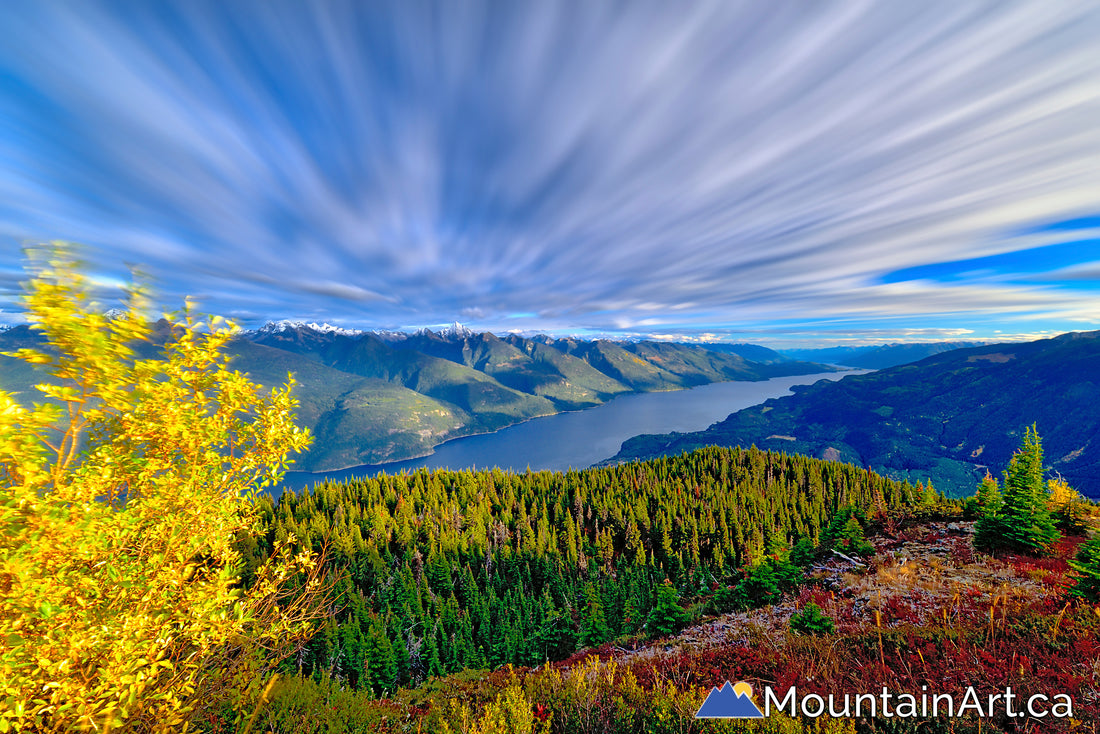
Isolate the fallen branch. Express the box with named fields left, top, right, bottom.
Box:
left=830, top=549, right=866, bottom=567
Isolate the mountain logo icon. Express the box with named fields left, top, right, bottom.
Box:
left=695, top=680, right=765, bottom=718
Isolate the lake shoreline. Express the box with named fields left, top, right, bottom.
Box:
left=277, top=370, right=862, bottom=495
left=288, top=379, right=769, bottom=475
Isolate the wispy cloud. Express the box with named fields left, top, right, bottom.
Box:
left=1, top=0, right=1099, bottom=343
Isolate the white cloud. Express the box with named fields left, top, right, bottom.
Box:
left=1, top=0, right=1099, bottom=334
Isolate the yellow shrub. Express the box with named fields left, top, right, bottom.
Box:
left=0, top=249, right=324, bottom=732
left=439, top=682, right=545, bottom=734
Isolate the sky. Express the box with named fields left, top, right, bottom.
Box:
left=2, top=1, right=1100, bottom=348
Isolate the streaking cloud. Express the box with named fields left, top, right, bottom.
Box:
left=1, top=1, right=1099, bottom=342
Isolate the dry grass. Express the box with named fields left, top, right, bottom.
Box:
left=646, top=521, right=1063, bottom=655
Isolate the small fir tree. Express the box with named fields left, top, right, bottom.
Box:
left=533, top=609, right=576, bottom=661
left=821, top=506, right=873, bottom=556
left=790, top=536, right=817, bottom=568
left=921, top=480, right=939, bottom=513
left=973, top=473, right=1012, bottom=551
left=1069, top=534, right=1100, bottom=603
left=579, top=583, right=611, bottom=647
left=981, top=426, right=1061, bottom=555
left=838, top=516, right=875, bottom=557
left=735, top=562, right=780, bottom=608
left=974, top=473, right=1004, bottom=514
left=621, top=597, right=641, bottom=635
left=646, top=580, right=689, bottom=639
left=364, top=616, right=396, bottom=695
left=789, top=603, right=834, bottom=636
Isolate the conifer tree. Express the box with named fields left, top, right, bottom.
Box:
left=975, top=473, right=1004, bottom=516
left=424, top=624, right=444, bottom=678
left=1069, top=534, right=1100, bottom=603
left=822, top=506, right=874, bottom=556
left=363, top=616, right=396, bottom=695
left=733, top=562, right=780, bottom=608
left=973, top=473, right=1012, bottom=551
left=621, top=597, right=641, bottom=635
left=625, top=520, right=647, bottom=567
left=790, top=536, right=817, bottom=568
left=579, top=583, right=611, bottom=647
left=260, top=424, right=922, bottom=688
left=533, top=608, right=575, bottom=662
left=789, top=602, right=834, bottom=636
left=645, top=580, right=689, bottom=638
left=921, top=480, right=939, bottom=513
left=982, top=426, right=1060, bottom=555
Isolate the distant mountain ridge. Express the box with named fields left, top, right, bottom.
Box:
left=781, top=341, right=990, bottom=369
left=609, top=330, right=1100, bottom=498
left=690, top=342, right=791, bottom=364
left=0, top=321, right=836, bottom=473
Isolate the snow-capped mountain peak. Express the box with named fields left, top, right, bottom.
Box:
left=369, top=329, right=409, bottom=342
left=254, top=319, right=365, bottom=338
left=415, top=321, right=475, bottom=339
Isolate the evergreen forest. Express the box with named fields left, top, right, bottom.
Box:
left=246, top=446, right=925, bottom=694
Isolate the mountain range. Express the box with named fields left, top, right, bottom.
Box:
left=0, top=321, right=835, bottom=472
left=780, top=341, right=991, bottom=369
left=608, top=330, right=1100, bottom=498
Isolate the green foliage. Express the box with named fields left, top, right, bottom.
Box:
left=438, top=680, right=545, bottom=734
left=821, top=506, right=874, bottom=557
left=645, top=580, right=689, bottom=638
left=789, top=603, right=835, bottom=636
left=972, top=513, right=1013, bottom=555
left=1069, top=534, right=1100, bottom=603
left=974, top=473, right=1004, bottom=516
left=0, top=249, right=324, bottom=732
left=972, top=473, right=1012, bottom=552
left=839, top=517, right=874, bottom=556
left=975, top=426, right=1061, bottom=555
left=611, top=332, right=1100, bottom=500
left=579, top=584, right=611, bottom=647
left=252, top=674, right=406, bottom=734
left=1002, top=426, right=1060, bottom=552
left=260, top=658, right=858, bottom=734
left=710, top=550, right=806, bottom=614
left=789, top=536, right=817, bottom=567
left=734, top=563, right=779, bottom=608
left=264, top=444, right=917, bottom=688
left=920, top=480, right=940, bottom=512
left=531, top=609, right=576, bottom=662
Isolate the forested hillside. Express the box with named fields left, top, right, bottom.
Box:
left=248, top=446, right=922, bottom=694
left=694, top=341, right=792, bottom=363
left=612, top=331, right=1100, bottom=498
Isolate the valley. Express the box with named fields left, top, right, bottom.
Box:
left=0, top=320, right=837, bottom=472
left=609, top=331, right=1100, bottom=499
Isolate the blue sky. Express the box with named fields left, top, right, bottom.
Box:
left=2, top=1, right=1100, bottom=347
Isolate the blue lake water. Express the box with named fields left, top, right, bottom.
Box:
left=276, top=370, right=861, bottom=495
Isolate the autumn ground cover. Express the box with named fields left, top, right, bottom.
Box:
left=250, top=519, right=1100, bottom=733
left=607, top=522, right=1099, bottom=733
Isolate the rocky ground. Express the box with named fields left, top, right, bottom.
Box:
left=627, top=520, right=1072, bottom=663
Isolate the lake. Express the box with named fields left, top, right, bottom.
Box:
left=276, top=370, right=861, bottom=495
